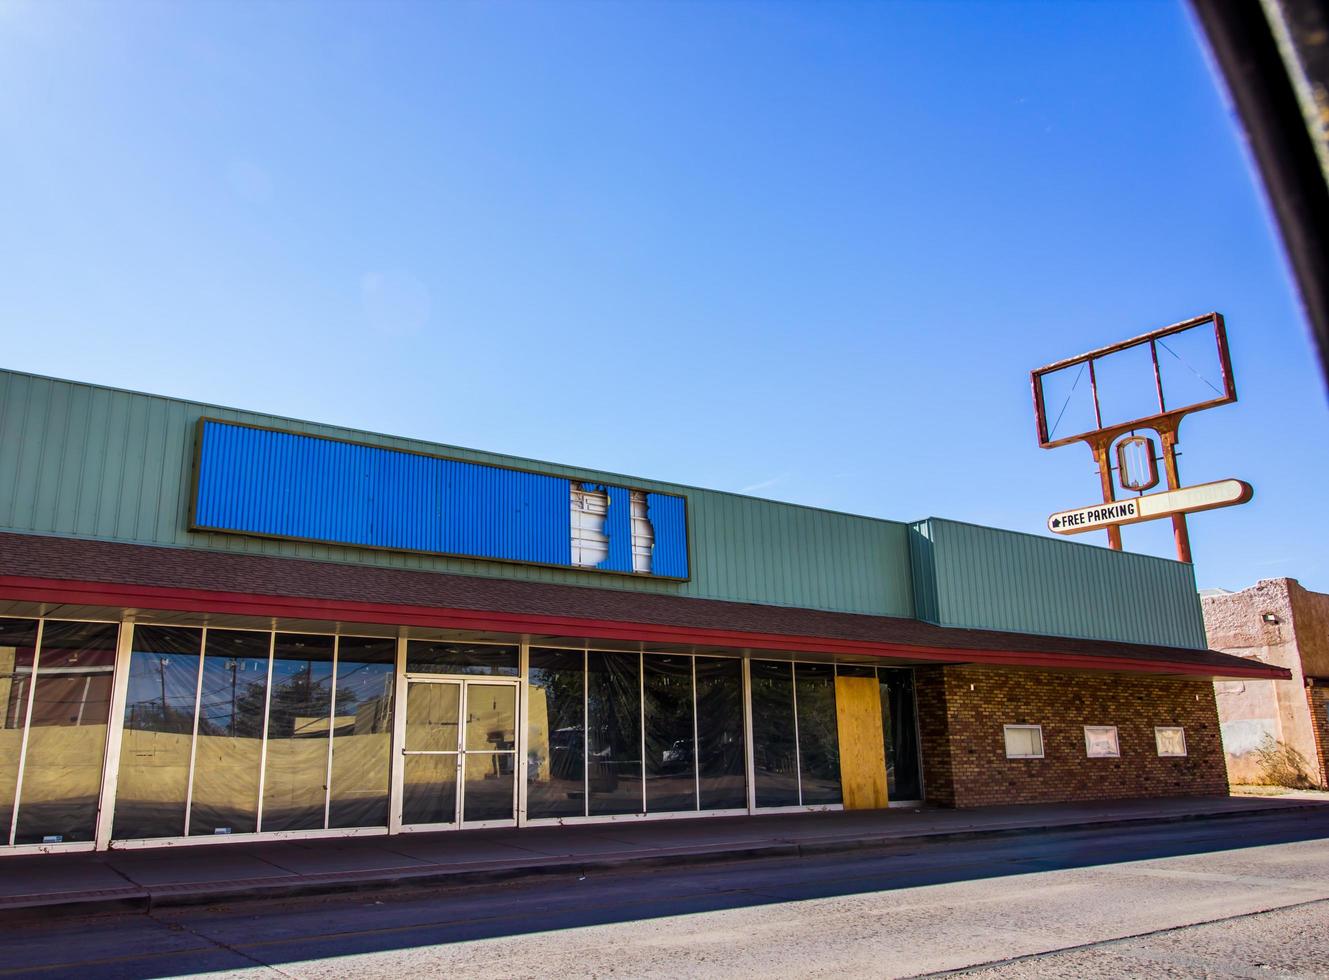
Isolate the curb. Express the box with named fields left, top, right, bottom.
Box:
left=3, top=800, right=1322, bottom=919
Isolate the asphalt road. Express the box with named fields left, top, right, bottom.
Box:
left=4, top=808, right=1329, bottom=979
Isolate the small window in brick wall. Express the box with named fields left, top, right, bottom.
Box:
left=1003, top=725, right=1044, bottom=759
left=1083, top=726, right=1120, bottom=758
left=1155, top=726, right=1187, bottom=757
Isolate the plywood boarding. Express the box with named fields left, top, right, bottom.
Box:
left=834, top=675, right=887, bottom=810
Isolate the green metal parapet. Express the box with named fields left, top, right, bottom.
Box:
left=910, top=517, right=1207, bottom=650
left=0, top=368, right=1207, bottom=650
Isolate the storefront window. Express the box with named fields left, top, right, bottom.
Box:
left=0, top=618, right=40, bottom=843
left=190, top=629, right=269, bottom=836
left=643, top=654, right=696, bottom=813
left=261, top=634, right=336, bottom=832
left=694, top=657, right=746, bottom=810
left=794, top=663, right=841, bottom=805
left=526, top=648, right=585, bottom=819
left=328, top=637, right=396, bottom=828
left=751, top=660, right=800, bottom=807
left=113, top=627, right=203, bottom=840
left=878, top=667, right=922, bottom=801
left=408, top=642, right=518, bottom=676
left=13, top=620, right=118, bottom=845
left=587, top=651, right=642, bottom=815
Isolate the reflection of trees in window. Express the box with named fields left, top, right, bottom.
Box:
left=249, top=667, right=362, bottom=738
left=114, top=628, right=204, bottom=841
left=587, top=651, right=642, bottom=815
left=643, top=654, right=695, bottom=812
left=795, top=663, right=840, bottom=805
left=262, top=635, right=335, bottom=832
left=694, top=657, right=746, bottom=810
left=527, top=649, right=586, bottom=819
left=328, top=637, right=395, bottom=829
left=751, top=660, right=799, bottom=807
left=190, top=631, right=269, bottom=837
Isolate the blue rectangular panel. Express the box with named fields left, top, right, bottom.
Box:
left=192, top=420, right=690, bottom=578
left=646, top=493, right=688, bottom=579
left=597, top=484, right=634, bottom=573
left=194, top=421, right=572, bottom=566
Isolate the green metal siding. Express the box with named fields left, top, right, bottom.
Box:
left=0, top=369, right=915, bottom=618
left=908, top=518, right=1208, bottom=650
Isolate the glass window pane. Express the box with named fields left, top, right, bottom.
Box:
left=14, top=621, right=118, bottom=845
left=405, top=683, right=460, bottom=751
left=0, top=618, right=40, bottom=841
left=1003, top=726, right=1043, bottom=758
left=795, top=663, right=841, bottom=805
left=407, top=642, right=518, bottom=676
left=751, top=660, right=799, bottom=807
left=190, top=630, right=269, bottom=836
left=587, top=651, right=642, bottom=816
left=465, top=685, right=516, bottom=752
left=328, top=637, right=395, bottom=829
left=1156, top=727, right=1187, bottom=757
left=643, top=654, right=696, bottom=813
left=261, top=633, right=335, bottom=832
left=527, top=649, right=585, bottom=819
left=695, top=657, right=746, bottom=810
left=402, top=754, right=457, bottom=825
left=878, top=668, right=922, bottom=801
left=113, top=627, right=203, bottom=840
left=1084, top=726, right=1120, bottom=758
left=462, top=752, right=514, bottom=822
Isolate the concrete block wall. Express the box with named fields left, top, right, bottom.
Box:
left=1203, top=578, right=1329, bottom=786
left=917, top=665, right=1227, bottom=808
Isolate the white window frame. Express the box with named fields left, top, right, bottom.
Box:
left=1155, top=726, right=1187, bottom=757
left=1083, top=725, right=1120, bottom=758
left=1003, top=724, right=1044, bottom=759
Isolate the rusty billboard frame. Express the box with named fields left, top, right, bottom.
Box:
left=1031, top=312, right=1236, bottom=450
left=1030, top=312, right=1239, bottom=562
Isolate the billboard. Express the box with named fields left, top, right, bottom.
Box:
left=190, top=419, right=689, bottom=579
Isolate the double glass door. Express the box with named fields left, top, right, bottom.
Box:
left=401, top=678, right=518, bottom=828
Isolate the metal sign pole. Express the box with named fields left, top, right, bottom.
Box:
left=1091, top=440, right=1123, bottom=551
left=1156, top=421, right=1192, bottom=563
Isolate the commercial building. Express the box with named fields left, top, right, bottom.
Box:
left=1204, top=578, right=1329, bottom=787
left=0, top=369, right=1287, bottom=855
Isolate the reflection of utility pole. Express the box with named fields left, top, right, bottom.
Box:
left=159, top=657, right=170, bottom=722
left=227, top=659, right=238, bottom=736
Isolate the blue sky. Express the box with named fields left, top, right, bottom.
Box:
left=1, top=1, right=1325, bottom=593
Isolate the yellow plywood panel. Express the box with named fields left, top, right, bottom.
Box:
left=835, top=675, right=887, bottom=810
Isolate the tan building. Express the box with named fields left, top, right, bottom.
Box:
left=1203, top=579, right=1329, bottom=787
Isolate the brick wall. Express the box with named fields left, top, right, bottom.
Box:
left=1307, top=685, right=1329, bottom=787
left=916, top=665, right=1228, bottom=807
left=915, top=666, right=955, bottom=806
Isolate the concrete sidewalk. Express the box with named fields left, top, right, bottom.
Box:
left=2, top=795, right=1323, bottom=917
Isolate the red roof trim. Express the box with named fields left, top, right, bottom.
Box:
left=0, top=574, right=1290, bottom=681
